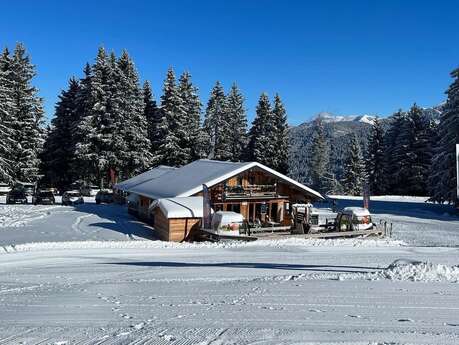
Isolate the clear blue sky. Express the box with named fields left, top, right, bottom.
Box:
left=2, top=0, right=458, bottom=125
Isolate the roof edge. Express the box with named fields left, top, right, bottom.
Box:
left=177, top=161, right=324, bottom=200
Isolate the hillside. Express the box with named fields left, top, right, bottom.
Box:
left=288, top=105, right=443, bottom=187
left=289, top=113, right=374, bottom=186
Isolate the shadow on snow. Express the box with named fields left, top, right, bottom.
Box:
left=100, top=261, right=380, bottom=274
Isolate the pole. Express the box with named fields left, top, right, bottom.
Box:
left=456, top=144, right=459, bottom=208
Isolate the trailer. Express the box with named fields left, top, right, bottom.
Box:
left=198, top=211, right=257, bottom=242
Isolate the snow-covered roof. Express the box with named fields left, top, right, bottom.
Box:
left=153, top=197, right=205, bottom=219
left=342, top=207, right=371, bottom=216
left=114, top=166, right=177, bottom=192
left=128, top=159, right=324, bottom=200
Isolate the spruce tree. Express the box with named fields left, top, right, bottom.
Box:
left=248, top=93, right=276, bottom=167
left=41, top=78, right=81, bottom=189
left=272, top=94, right=289, bottom=173
left=0, top=49, right=16, bottom=182
left=203, top=81, right=232, bottom=161
left=156, top=68, right=189, bottom=166
left=366, top=117, right=385, bottom=195
left=382, top=110, right=407, bottom=193
left=405, top=104, right=434, bottom=196
left=310, top=120, right=330, bottom=193
left=71, top=63, right=93, bottom=181
left=7, top=43, right=45, bottom=182
left=116, top=50, right=152, bottom=178
left=342, top=135, right=365, bottom=196
left=178, top=71, right=202, bottom=162
left=74, top=47, right=117, bottom=187
left=429, top=67, right=459, bottom=203
left=225, top=83, right=247, bottom=162
left=143, top=80, right=161, bottom=160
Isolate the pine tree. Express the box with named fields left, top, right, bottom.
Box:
left=248, top=93, right=276, bottom=167
left=382, top=110, right=407, bottom=193
left=226, top=84, right=247, bottom=161
left=0, top=48, right=16, bottom=182
left=143, top=81, right=161, bottom=160
left=178, top=71, right=202, bottom=162
left=405, top=104, right=434, bottom=196
left=225, top=83, right=247, bottom=162
left=156, top=68, right=189, bottom=166
left=429, top=67, right=459, bottom=204
left=74, top=47, right=118, bottom=187
left=342, top=135, right=365, bottom=195
left=7, top=43, right=45, bottom=182
left=309, top=120, right=330, bottom=193
left=71, top=63, right=93, bottom=181
left=41, top=78, right=81, bottom=189
left=366, top=117, right=385, bottom=195
left=272, top=94, right=289, bottom=173
left=116, top=50, right=152, bottom=178
left=203, top=81, right=232, bottom=160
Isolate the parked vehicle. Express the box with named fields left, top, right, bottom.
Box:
left=62, top=190, right=84, bottom=206
left=95, top=189, right=114, bottom=204
left=0, top=183, right=11, bottom=196
left=80, top=185, right=100, bottom=197
left=32, top=190, right=56, bottom=205
left=6, top=189, right=28, bottom=204
left=333, top=207, right=374, bottom=231
left=15, top=182, right=35, bottom=196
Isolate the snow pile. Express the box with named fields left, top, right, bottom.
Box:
left=377, top=259, right=459, bottom=283
left=340, top=259, right=459, bottom=283
left=0, top=237, right=404, bottom=254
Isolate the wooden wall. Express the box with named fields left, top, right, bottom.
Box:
left=153, top=208, right=201, bottom=242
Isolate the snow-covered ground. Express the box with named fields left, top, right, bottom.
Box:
left=323, top=195, right=459, bottom=247
left=0, top=195, right=458, bottom=344
left=0, top=196, right=157, bottom=246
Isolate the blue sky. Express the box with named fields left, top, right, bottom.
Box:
left=2, top=0, right=458, bottom=125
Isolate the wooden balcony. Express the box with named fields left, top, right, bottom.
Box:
left=223, top=184, right=279, bottom=200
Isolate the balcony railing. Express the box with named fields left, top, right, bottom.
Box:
left=224, top=184, right=277, bottom=199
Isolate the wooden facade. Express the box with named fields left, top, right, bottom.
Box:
left=153, top=207, right=201, bottom=242
left=150, top=167, right=316, bottom=241
left=206, top=167, right=312, bottom=227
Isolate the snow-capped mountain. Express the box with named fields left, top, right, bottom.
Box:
left=315, top=111, right=377, bottom=125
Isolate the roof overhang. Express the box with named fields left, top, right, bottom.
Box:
left=177, top=162, right=324, bottom=200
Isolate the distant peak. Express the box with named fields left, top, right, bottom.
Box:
left=314, top=112, right=376, bottom=125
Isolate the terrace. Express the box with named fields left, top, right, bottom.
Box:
left=223, top=184, right=281, bottom=200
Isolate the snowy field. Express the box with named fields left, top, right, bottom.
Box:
left=0, top=196, right=458, bottom=344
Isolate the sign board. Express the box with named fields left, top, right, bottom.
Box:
left=260, top=202, right=267, bottom=214
left=202, top=184, right=212, bottom=229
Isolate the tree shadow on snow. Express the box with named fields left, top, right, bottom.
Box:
left=317, top=198, right=458, bottom=222
left=73, top=203, right=159, bottom=241
left=101, top=261, right=380, bottom=273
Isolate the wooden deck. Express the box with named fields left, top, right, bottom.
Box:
left=250, top=227, right=385, bottom=240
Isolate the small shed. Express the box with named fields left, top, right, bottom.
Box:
left=151, top=197, right=205, bottom=242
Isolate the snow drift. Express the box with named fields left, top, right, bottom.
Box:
left=341, top=259, right=459, bottom=283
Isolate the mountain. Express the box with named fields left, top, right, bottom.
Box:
left=289, top=113, right=373, bottom=187
left=288, top=105, right=443, bottom=188
left=315, top=111, right=377, bottom=125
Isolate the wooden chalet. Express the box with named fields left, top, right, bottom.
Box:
left=115, top=159, right=323, bottom=242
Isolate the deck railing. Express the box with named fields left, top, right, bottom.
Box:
left=224, top=184, right=277, bottom=199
